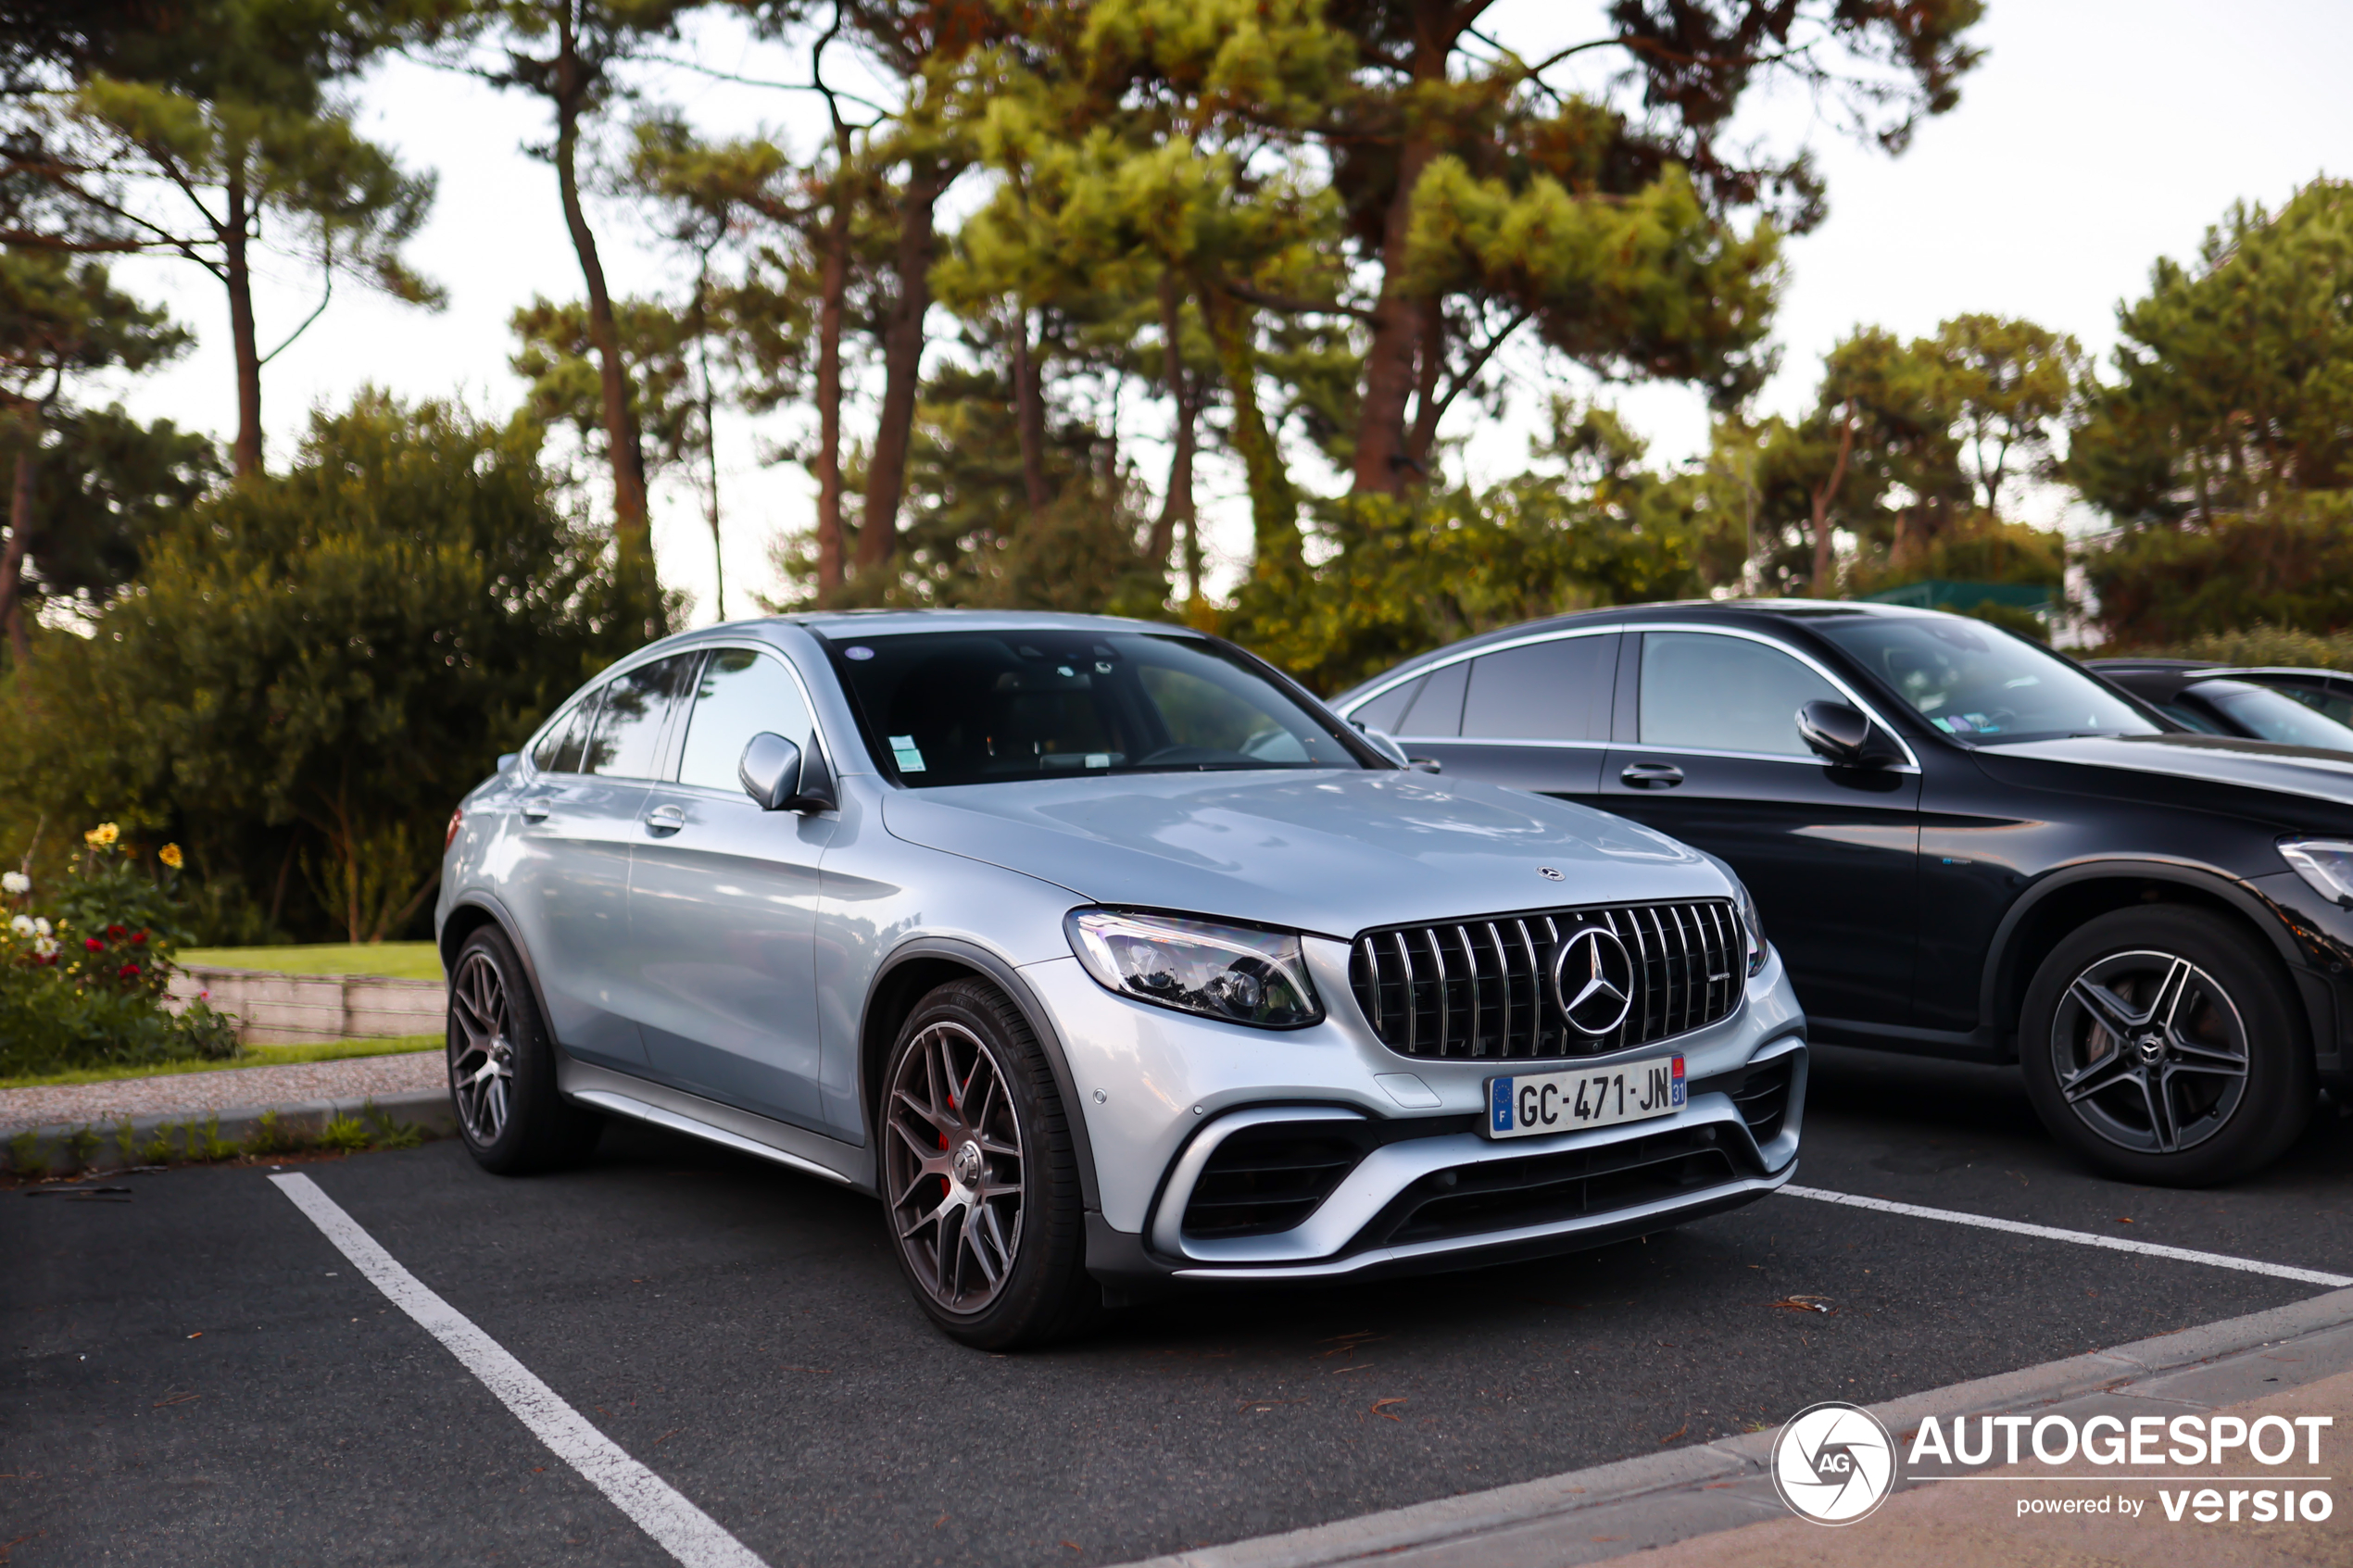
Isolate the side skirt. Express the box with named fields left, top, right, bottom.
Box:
left=557, top=1056, right=876, bottom=1194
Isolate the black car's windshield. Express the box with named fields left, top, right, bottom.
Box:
left=2191, top=680, right=2353, bottom=751
left=824, top=629, right=1371, bottom=785
left=1814, top=616, right=2159, bottom=743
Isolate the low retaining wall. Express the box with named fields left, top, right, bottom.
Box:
left=168, top=965, right=445, bottom=1045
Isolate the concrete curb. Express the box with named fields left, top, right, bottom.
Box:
left=1116, top=1285, right=2353, bottom=1568
left=2, top=1086, right=455, bottom=1173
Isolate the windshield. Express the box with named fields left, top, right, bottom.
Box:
left=1813, top=616, right=2159, bottom=743
left=2192, top=681, right=2353, bottom=751
left=823, top=629, right=1372, bottom=786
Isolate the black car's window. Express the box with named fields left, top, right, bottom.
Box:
left=585, top=656, right=697, bottom=779
left=1350, top=674, right=1424, bottom=734
left=1462, top=635, right=1611, bottom=742
left=1639, top=632, right=1840, bottom=757
left=2190, top=680, right=2353, bottom=751
left=1397, top=659, right=1468, bottom=736
left=1815, top=617, right=2157, bottom=743
left=531, top=697, right=595, bottom=773
left=677, top=649, right=816, bottom=791
left=825, top=630, right=1370, bottom=786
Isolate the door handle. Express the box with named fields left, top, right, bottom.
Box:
left=1619, top=761, right=1685, bottom=789
left=644, top=803, right=686, bottom=834
left=520, top=798, right=551, bottom=822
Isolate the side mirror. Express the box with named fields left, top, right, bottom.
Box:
left=739, top=732, right=839, bottom=813
left=1797, top=699, right=1899, bottom=768
left=496, top=752, right=519, bottom=773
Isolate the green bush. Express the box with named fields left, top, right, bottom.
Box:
left=1, top=829, right=241, bottom=1077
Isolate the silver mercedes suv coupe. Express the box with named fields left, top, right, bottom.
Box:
left=436, top=611, right=1808, bottom=1347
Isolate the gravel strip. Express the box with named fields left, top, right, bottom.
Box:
left=0, top=1052, right=446, bottom=1133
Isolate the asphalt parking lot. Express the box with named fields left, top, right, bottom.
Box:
left=8, top=1047, right=2353, bottom=1568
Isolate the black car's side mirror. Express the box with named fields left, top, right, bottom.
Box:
left=1797, top=700, right=1901, bottom=769
left=739, top=733, right=839, bottom=812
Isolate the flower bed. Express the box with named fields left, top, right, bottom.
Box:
left=2, top=825, right=239, bottom=1078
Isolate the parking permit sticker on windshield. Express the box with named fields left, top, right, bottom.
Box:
left=889, top=735, right=927, bottom=772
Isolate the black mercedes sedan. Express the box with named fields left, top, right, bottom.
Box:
left=1332, top=601, right=2353, bottom=1185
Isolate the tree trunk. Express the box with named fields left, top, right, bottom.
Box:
left=1403, top=296, right=1447, bottom=473
left=813, top=132, right=852, bottom=596
left=223, top=170, right=264, bottom=480
left=692, top=258, right=724, bottom=621
left=1197, top=279, right=1295, bottom=573
left=1149, top=273, right=1195, bottom=578
left=0, top=426, right=35, bottom=665
left=860, top=158, right=947, bottom=575
left=1809, top=417, right=1856, bottom=596
left=553, top=13, right=655, bottom=629
left=1013, top=311, right=1050, bottom=519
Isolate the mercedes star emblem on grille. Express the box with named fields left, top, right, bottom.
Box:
left=1552, top=925, right=1636, bottom=1035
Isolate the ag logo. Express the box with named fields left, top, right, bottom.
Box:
left=1770, top=1401, right=1895, bottom=1525
left=1550, top=925, right=1635, bottom=1035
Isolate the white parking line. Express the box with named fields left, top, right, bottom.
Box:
left=1782, top=1184, right=2353, bottom=1287
left=271, top=1173, right=767, bottom=1568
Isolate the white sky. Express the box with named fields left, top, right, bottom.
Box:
left=94, top=0, right=2353, bottom=622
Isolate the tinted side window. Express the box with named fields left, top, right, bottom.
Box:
left=1461, top=636, right=1611, bottom=741
left=1397, top=659, right=1468, bottom=736
left=533, top=696, right=598, bottom=773
left=1639, top=632, right=1840, bottom=757
left=585, top=656, right=696, bottom=779
left=1350, top=675, right=1425, bottom=734
left=677, top=649, right=815, bottom=791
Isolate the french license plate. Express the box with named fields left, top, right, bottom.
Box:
left=1484, top=1056, right=1684, bottom=1139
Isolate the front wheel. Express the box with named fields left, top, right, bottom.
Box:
left=2019, top=907, right=2311, bottom=1185
left=879, top=980, right=1097, bottom=1348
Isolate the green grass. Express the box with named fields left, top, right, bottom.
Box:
left=0, top=1035, right=442, bottom=1093
left=177, top=941, right=444, bottom=981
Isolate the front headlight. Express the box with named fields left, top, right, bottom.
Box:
left=2280, top=838, right=2353, bottom=907
left=1733, top=877, right=1769, bottom=976
left=1064, top=909, right=1323, bottom=1028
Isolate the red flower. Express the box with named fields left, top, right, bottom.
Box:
left=132, top=930, right=148, bottom=945
left=118, top=962, right=141, bottom=980
left=107, top=924, right=127, bottom=939
left=84, top=936, right=104, bottom=951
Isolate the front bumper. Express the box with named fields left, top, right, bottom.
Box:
left=1021, top=935, right=1807, bottom=1286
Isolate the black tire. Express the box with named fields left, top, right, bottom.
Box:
left=2020, top=907, right=2311, bottom=1186
left=877, top=979, right=1098, bottom=1349
left=447, top=926, right=602, bottom=1174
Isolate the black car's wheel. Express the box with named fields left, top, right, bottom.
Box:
left=879, top=979, right=1096, bottom=1349
left=447, top=926, right=601, bottom=1174
left=2020, top=907, right=2311, bottom=1185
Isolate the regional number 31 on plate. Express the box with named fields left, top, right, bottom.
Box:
left=1485, top=1056, right=1685, bottom=1139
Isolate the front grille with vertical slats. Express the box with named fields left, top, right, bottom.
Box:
left=1348, top=900, right=1743, bottom=1061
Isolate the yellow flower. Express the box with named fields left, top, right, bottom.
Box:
left=158, top=843, right=184, bottom=871
left=85, top=822, right=120, bottom=848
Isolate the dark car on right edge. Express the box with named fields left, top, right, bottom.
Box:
left=1332, top=601, right=2353, bottom=1185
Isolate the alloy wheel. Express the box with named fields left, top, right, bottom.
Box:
left=2049, top=947, right=2249, bottom=1155
left=884, top=1021, right=1026, bottom=1314
left=448, top=948, right=518, bottom=1145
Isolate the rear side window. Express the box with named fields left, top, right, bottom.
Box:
left=676, top=649, right=815, bottom=791
left=585, top=656, right=697, bottom=779
left=531, top=696, right=597, bottom=773
left=1396, top=659, right=1468, bottom=736
left=1639, top=632, right=1841, bottom=758
left=1461, top=636, right=1612, bottom=741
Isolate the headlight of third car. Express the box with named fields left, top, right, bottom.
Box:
left=1733, top=877, right=1769, bottom=976
left=2280, top=838, right=2353, bottom=907
left=1065, top=909, right=1323, bottom=1028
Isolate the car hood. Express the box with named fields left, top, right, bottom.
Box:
left=880, top=770, right=1731, bottom=937
left=1974, top=733, right=2353, bottom=813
